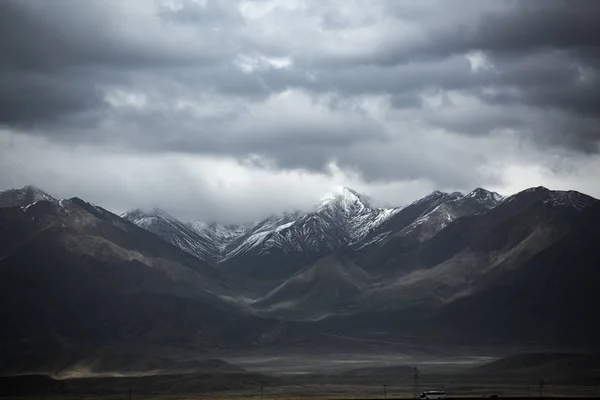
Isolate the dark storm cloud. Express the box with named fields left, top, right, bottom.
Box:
left=1, top=0, right=599, bottom=188
left=365, top=1, right=599, bottom=65
left=448, top=1, right=600, bottom=151
left=99, top=90, right=390, bottom=174
left=463, top=1, right=600, bottom=54
left=0, top=0, right=228, bottom=70
left=310, top=0, right=600, bottom=151
left=0, top=70, right=104, bottom=127
left=481, top=51, right=599, bottom=118
left=0, top=0, right=229, bottom=127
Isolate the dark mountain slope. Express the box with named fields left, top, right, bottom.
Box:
left=310, top=188, right=600, bottom=347
left=354, top=189, right=502, bottom=274
left=414, top=187, right=595, bottom=269
left=432, top=207, right=600, bottom=345
left=356, top=191, right=463, bottom=250
left=2, top=184, right=600, bottom=353
left=251, top=254, right=371, bottom=320
left=0, top=199, right=302, bottom=357
left=355, top=187, right=589, bottom=277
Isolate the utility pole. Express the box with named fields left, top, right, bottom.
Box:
left=413, top=366, right=420, bottom=399
left=384, top=384, right=387, bottom=399
left=129, top=388, right=132, bottom=400
left=539, top=379, right=544, bottom=399
left=261, top=385, right=264, bottom=400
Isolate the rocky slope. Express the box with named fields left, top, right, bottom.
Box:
left=356, top=188, right=503, bottom=251
left=0, top=195, right=305, bottom=359
left=241, top=186, right=600, bottom=349
left=121, top=208, right=223, bottom=263
left=251, top=254, right=371, bottom=320
left=318, top=187, right=600, bottom=346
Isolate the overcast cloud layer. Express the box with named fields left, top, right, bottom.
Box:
left=1, top=0, right=599, bottom=222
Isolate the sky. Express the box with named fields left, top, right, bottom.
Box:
left=1, top=0, right=599, bottom=223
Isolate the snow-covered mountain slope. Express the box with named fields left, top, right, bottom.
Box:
left=0, top=185, right=56, bottom=208
left=225, top=187, right=398, bottom=260
left=221, top=211, right=304, bottom=260
left=395, top=188, right=504, bottom=242
left=218, top=188, right=401, bottom=279
left=466, top=187, right=504, bottom=206
left=122, top=187, right=401, bottom=274
left=356, top=188, right=503, bottom=249
left=185, top=220, right=248, bottom=253
left=120, top=186, right=507, bottom=276
left=121, top=208, right=223, bottom=263
left=316, top=187, right=400, bottom=241
left=355, top=190, right=464, bottom=250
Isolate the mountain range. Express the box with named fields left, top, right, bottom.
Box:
left=122, top=186, right=502, bottom=282
left=1, top=184, right=599, bottom=375
left=122, top=187, right=393, bottom=276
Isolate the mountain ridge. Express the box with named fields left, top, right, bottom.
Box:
left=120, top=187, right=506, bottom=275
left=0, top=195, right=312, bottom=364
left=0, top=185, right=56, bottom=208
left=1, top=183, right=600, bottom=372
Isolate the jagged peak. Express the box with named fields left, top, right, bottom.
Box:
left=12, top=185, right=54, bottom=197
left=468, top=187, right=490, bottom=196
left=500, top=186, right=551, bottom=203
left=0, top=185, right=56, bottom=208
left=500, top=186, right=599, bottom=212
left=317, top=186, right=372, bottom=210
left=412, top=190, right=462, bottom=205
left=543, top=190, right=599, bottom=211
left=121, top=207, right=175, bottom=220
left=466, top=187, right=504, bottom=204
left=521, top=186, right=551, bottom=194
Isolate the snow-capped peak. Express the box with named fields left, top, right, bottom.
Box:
left=120, top=208, right=182, bottom=231
left=0, top=185, right=56, bottom=208
left=317, top=186, right=371, bottom=211
left=466, top=187, right=504, bottom=206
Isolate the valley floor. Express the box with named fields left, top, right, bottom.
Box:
left=4, top=382, right=600, bottom=400
left=4, top=348, right=600, bottom=399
